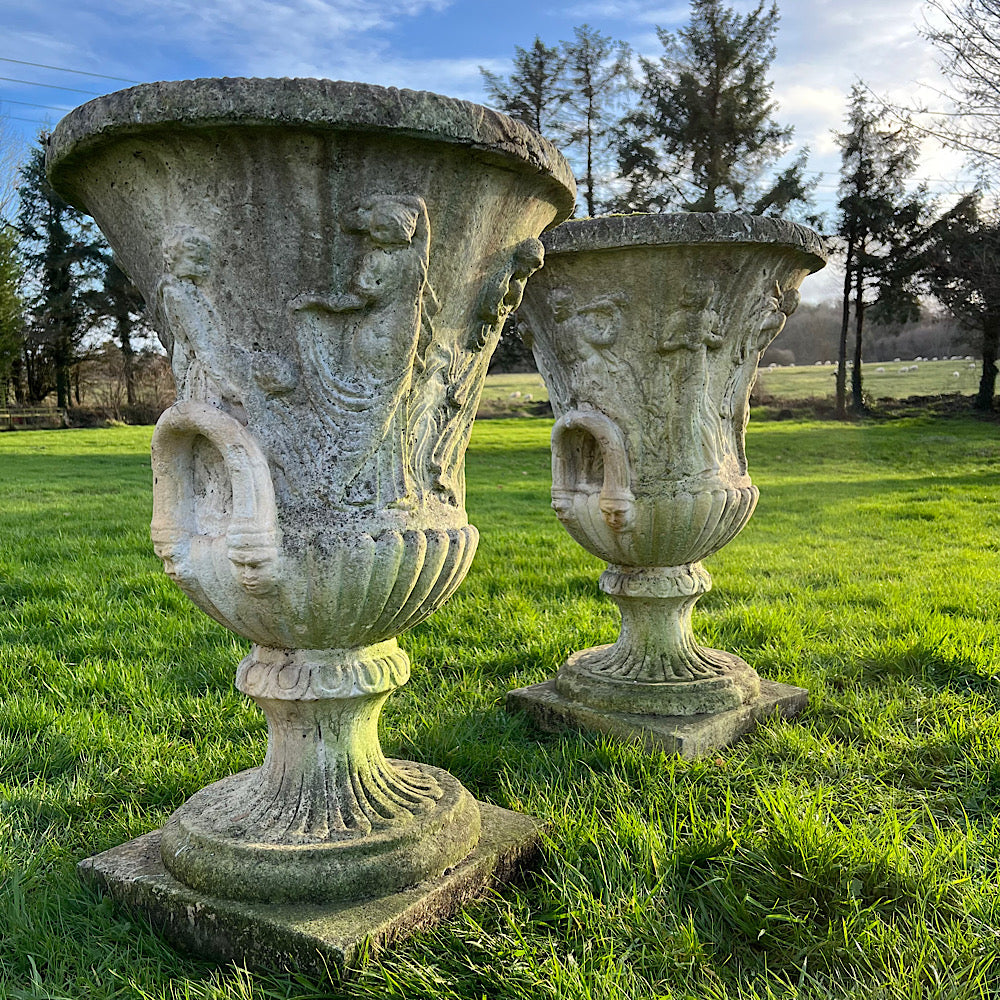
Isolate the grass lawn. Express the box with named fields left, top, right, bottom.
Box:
left=3, top=416, right=1000, bottom=998
left=479, top=361, right=983, bottom=418
left=754, top=360, right=982, bottom=402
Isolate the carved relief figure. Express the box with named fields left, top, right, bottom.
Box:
left=427, top=238, right=544, bottom=505
left=152, top=227, right=244, bottom=419
left=724, top=281, right=800, bottom=475
left=291, top=196, right=434, bottom=509
left=547, top=288, right=627, bottom=409
left=657, top=276, right=727, bottom=479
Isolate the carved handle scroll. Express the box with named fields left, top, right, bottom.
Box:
left=151, top=401, right=281, bottom=593
left=551, top=409, right=635, bottom=533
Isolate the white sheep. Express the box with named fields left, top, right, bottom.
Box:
left=876, top=366, right=885, bottom=373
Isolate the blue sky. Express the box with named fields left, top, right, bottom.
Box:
left=0, top=0, right=976, bottom=300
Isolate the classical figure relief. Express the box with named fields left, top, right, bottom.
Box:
left=657, top=277, right=727, bottom=479
left=152, top=227, right=244, bottom=418
left=724, top=280, right=802, bottom=476
left=290, top=196, right=434, bottom=509
left=657, top=276, right=724, bottom=354
left=422, top=238, right=544, bottom=505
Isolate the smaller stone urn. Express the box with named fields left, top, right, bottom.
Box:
left=507, top=214, right=826, bottom=755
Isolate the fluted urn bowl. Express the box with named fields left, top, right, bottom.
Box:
left=47, top=78, right=575, bottom=903
left=518, top=214, right=826, bottom=717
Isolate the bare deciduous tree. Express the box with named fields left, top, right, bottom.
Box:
left=921, top=0, right=1000, bottom=174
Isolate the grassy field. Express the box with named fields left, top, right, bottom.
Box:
left=481, top=360, right=985, bottom=411
left=3, top=417, right=1000, bottom=998
left=754, top=359, right=981, bottom=402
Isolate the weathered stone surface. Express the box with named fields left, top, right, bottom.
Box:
left=78, top=802, right=543, bottom=976
left=515, top=212, right=826, bottom=724
left=507, top=678, right=808, bottom=758
left=46, top=77, right=574, bottom=923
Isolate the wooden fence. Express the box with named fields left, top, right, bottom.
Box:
left=0, top=408, right=66, bottom=431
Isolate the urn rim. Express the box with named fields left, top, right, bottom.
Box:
left=45, top=76, right=577, bottom=221
left=540, top=212, right=827, bottom=270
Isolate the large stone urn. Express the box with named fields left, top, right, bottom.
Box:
left=46, top=77, right=575, bottom=968
left=507, top=214, right=826, bottom=756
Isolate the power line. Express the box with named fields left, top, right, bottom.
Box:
left=0, top=75, right=102, bottom=95
left=0, top=97, right=72, bottom=112
left=0, top=56, right=137, bottom=84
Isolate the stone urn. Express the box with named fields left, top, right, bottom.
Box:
left=509, top=214, right=826, bottom=752
left=46, top=77, right=575, bottom=958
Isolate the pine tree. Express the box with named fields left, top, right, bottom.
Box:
left=614, top=0, right=811, bottom=214
left=88, top=257, right=148, bottom=408
left=0, top=222, right=23, bottom=403
left=16, top=141, right=105, bottom=408
left=924, top=194, right=1000, bottom=410
left=560, top=25, right=632, bottom=216
left=834, top=86, right=928, bottom=416
left=481, top=38, right=567, bottom=138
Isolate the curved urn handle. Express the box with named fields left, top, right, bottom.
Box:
left=551, top=409, right=635, bottom=533
left=150, top=401, right=280, bottom=594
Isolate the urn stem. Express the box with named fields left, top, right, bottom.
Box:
left=554, top=563, right=761, bottom=717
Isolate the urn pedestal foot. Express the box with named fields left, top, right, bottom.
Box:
left=510, top=564, right=805, bottom=755
left=160, top=643, right=482, bottom=905
left=78, top=803, right=543, bottom=977
left=556, top=563, right=760, bottom=717
left=507, top=678, right=808, bottom=759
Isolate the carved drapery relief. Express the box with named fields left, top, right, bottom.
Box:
left=410, top=237, right=544, bottom=506
left=722, top=280, right=802, bottom=476
left=288, top=195, right=434, bottom=510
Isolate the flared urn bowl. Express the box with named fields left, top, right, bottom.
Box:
left=46, top=78, right=575, bottom=903
left=518, top=213, right=826, bottom=717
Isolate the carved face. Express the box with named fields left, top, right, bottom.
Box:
left=228, top=545, right=279, bottom=595
left=551, top=491, right=575, bottom=523
left=165, top=230, right=211, bottom=283
left=368, top=201, right=419, bottom=246
left=153, top=538, right=191, bottom=583
left=600, top=496, right=635, bottom=532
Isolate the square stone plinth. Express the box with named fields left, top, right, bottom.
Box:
left=78, top=802, right=542, bottom=976
left=507, top=678, right=808, bottom=758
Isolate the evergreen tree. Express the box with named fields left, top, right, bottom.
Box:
left=614, top=0, right=811, bottom=214
left=16, top=141, right=105, bottom=408
left=560, top=25, right=632, bottom=216
left=834, top=85, right=928, bottom=416
left=87, top=257, right=148, bottom=408
left=923, top=194, right=1000, bottom=410
left=480, top=38, right=567, bottom=137
left=0, top=222, right=23, bottom=403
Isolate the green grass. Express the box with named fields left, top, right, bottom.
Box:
left=480, top=372, right=549, bottom=404
left=754, top=359, right=982, bottom=401
left=3, top=418, right=1000, bottom=998
left=480, top=361, right=983, bottom=416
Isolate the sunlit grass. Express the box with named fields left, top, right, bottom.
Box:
left=754, top=359, right=982, bottom=401
left=2, top=417, right=1000, bottom=998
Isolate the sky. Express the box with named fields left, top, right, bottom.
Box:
left=0, top=0, right=977, bottom=302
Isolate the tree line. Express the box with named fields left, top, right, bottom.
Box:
left=2, top=0, right=999, bottom=419
left=483, top=0, right=1000, bottom=416
left=0, top=144, right=158, bottom=417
